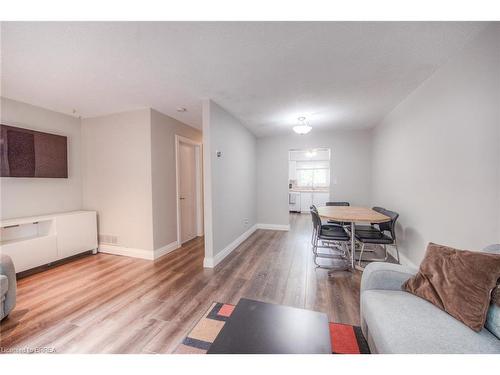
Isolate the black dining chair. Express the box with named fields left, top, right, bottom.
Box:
left=309, top=205, right=341, bottom=244
left=355, top=207, right=400, bottom=265
left=325, top=201, right=350, bottom=227
left=354, top=206, right=386, bottom=232
left=325, top=202, right=350, bottom=206
left=311, top=204, right=344, bottom=230
left=309, top=206, right=350, bottom=269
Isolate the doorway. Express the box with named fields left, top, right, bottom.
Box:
left=175, top=135, right=203, bottom=244
left=288, top=148, right=331, bottom=213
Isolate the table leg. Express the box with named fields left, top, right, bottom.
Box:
left=350, top=222, right=355, bottom=269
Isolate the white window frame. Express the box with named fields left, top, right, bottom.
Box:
left=295, top=160, right=330, bottom=190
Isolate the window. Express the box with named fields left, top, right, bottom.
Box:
left=295, top=160, right=330, bottom=189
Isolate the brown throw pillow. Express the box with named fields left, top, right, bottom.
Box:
left=403, top=243, right=500, bottom=332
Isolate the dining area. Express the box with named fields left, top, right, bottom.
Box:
left=309, top=202, right=400, bottom=271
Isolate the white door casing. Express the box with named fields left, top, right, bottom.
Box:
left=175, top=135, right=203, bottom=245
left=179, top=141, right=197, bottom=243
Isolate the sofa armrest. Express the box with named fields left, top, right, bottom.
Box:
left=361, top=262, right=417, bottom=293
left=0, top=254, right=16, bottom=318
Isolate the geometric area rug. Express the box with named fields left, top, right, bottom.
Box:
left=174, top=302, right=370, bottom=354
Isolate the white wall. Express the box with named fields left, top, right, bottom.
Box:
left=257, top=129, right=372, bottom=226
left=150, top=109, right=202, bottom=250
left=81, top=109, right=155, bottom=251
left=0, top=97, right=82, bottom=219
left=371, top=24, right=500, bottom=267
left=203, top=100, right=257, bottom=265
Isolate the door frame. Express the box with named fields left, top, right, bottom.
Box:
left=175, top=134, right=204, bottom=245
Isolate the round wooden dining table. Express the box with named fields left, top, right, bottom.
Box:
left=317, top=206, right=391, bottom=270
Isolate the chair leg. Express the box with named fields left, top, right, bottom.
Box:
left=355, top=247, right=375, bottom=253
left=313, top=254, right=321, bottom=267
left=313, top=236, right=319, bottom=267
left=313, top=235, right=318, bottom=256
left=358, top=243, right=365, bottom=266
left=356, top=243, right=393, bottom=263
left=394, top=241, right=400, bottom=264
left=313, top=240, right=350, bottom=271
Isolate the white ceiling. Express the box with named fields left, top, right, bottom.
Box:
left=1, top=22, right=487, bottom=137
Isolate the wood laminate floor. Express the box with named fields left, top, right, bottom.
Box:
left=0, top=213, right=379, bottom=354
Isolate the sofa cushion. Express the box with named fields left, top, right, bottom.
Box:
left=483, top=244, right=500, bottom=338
left=0, top=254, right=17, bottom=318
left=0, top=275, right=8, bottom=297
left=361, top=289, right=500, bottom=353
left=403, top=243, right=500, bottom=331
left=486, top=304, right=500, bottom=340
left=0, top=275, right=7, bottom=319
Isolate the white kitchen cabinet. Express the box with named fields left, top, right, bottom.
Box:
left=299, top=191, right=330, bottom=212
left=288, top=192, right=301, bottom=212
left=313, top=192, right=330, bottom=207
left=299, top=192, right=312, bottom=212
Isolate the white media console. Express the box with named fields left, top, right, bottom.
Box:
left=0, top=210, right=98, bottom=273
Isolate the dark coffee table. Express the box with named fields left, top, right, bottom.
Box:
left=207, top=298, right=332, bottom=354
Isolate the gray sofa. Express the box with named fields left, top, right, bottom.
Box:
left=360, top=245, right=500, bottom=354
left=0, top=254, right=16, bottom=321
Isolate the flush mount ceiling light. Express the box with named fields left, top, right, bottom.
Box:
left=293, top=116, right=312, bottom=135
left=176, top=107, right=187, bottom=112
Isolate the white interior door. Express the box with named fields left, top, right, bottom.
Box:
left=179, top=141, right=197, bottom=244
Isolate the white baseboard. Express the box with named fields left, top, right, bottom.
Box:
left=203, top=224, right=257, bottom=268
left=203, top=223, right=292, bottom=268
left=203, top=257, right=215, bottom=268
left=153, top=241, right=180, bottom=260
left=98, top=244, right=155, bottom=260
left=98, top=240, right=179, bottom=261
left=256, top=223, right=290, bottom=231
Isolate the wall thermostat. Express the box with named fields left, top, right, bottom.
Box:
left=216, top=151, right=223, bottom=157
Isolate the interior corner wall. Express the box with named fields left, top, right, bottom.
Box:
left=0, top=97, right=83, bottom=219
left=150, top=109, right=202, bottom=250
left=81, top=108, right=155, bottom=252
left=203, top=100, right=257, bottom=265
left=256, top=129, right=373, bottom=226
left=371, top=24, right=500, bottom=267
